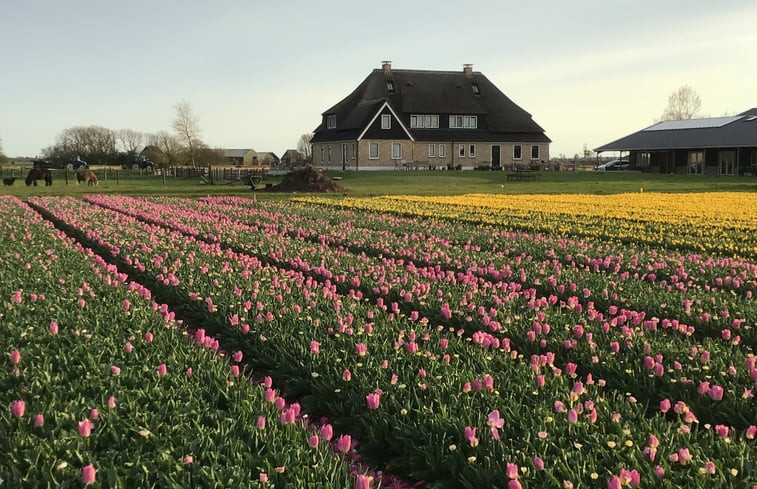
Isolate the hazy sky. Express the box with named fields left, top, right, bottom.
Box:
left=2, top=0, right=756, bottom=159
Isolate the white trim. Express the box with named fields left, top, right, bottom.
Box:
left=369, top=142, right=379, bottom=159
left=469, top=144, right=476, bottom=158
left=381, top=114, right=391, bottom=130
left=439, top=144, right=446, bottom=157
left=530, top=144, right=540, bottom=160
left=391, top=142, right=402, bottom=160
left=513, top=144, right=522, bottom=160
left=357, top=101, right=415, bottom=142
left=326, top=115, right=336, bottom=129
left=458, top=144, right=465, bottom=158
left=428, top=144, right=435, bottom=158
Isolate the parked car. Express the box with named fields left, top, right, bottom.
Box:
left=34, top=157, right=88, bottom=171
left=594, top=158, right=630, bottom=172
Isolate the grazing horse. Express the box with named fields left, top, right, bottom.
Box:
left=76, top=170, right=99, bottom=186
left=3, top=177, right=15, bottom=186
left=25, top=168, right=53, bottom=186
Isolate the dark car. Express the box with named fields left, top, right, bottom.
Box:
left=34, top=157, right=88, bottom=171
left=594, top=158, right=630, bottom=172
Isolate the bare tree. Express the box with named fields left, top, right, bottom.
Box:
left=118, top=129, right=143, bottom=155
left=0, top=136, right=7, bottom=164
left=147, top=131, right=183, bottom=166
left=660, top=85, right=702, bottom=121
left=297, top=133, right=313, bottom=162
left=171, top=101, right=202, bottom=168
left=43, top=126, right=117, bottom=163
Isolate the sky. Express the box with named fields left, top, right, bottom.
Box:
left=2, top=0, right=756, bottom=159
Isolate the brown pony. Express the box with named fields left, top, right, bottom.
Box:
left=76, top=171, right=99, bottom=186
left=25, top=168, right=53, bottom=186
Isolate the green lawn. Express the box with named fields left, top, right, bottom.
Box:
left=2, top=167, right=755, bottom=198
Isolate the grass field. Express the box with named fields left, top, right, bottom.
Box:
left=2, top=166, right=756, bottom=198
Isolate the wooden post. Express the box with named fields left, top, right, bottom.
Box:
left=162, top=170, right=166, bottom=186
left=65, top=170, right=69, bottom=185
left=116, top=170, right=119, bottom=185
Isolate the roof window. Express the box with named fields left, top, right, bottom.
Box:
left=386, top=81, right=395, bottom=93
left=472, top=83, right=480, bottom=95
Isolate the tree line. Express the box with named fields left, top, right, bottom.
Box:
left=39, top=101, right=226, bottom=168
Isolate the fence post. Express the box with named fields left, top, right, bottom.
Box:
left=65, top=170, right=69, bottom=185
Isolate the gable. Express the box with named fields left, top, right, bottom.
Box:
left=360, top=104, right=413, bottom=140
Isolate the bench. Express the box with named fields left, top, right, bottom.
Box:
left=506, top=171, right=540, bottom=182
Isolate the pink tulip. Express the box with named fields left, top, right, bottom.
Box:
left=144, top=332, right=154, bottom=343
left=310, top=341, right=320, bottom=354
left=230, top=365, right=240, bottom=377
left=256, top=415, right=266, bottom=430
left=708, top=386, right=724, bottom=401
left=81, top=464, right=96, bottom=484
left=10, top=400, right=25, bottom=418
left=533, top=456, right=545, bottom=471
left=78, top=419, right=94, bottom=437
left=319, top=424, right=333, bottom=441
left=654, top=465, right=665, bottom=479
left=10, top=349, right=21, bottom=364
left=90, top=408, right=99, bottom=420
left=342, top=369, right=352, bottom=381
left=111, top=365, right=121, bottom=376
left=157, top=363, right=167, bottom=376
left=185, top=367, right=193, bottom=377
left=49, top=321, right=59, bottom=334
left=34, top=413, right=45, bottom=427
left=108, top=396, right=116, bottom=408
left=567, top=409, right=578, bottom=424
left=337, top=434, right=352, bottom=453
left=308, top=434, right=319, bottom=447
left=464, top=426, right=478, bottom=447
left=659, top=398, right=671, bottom=413
left=607, top=476, right=622, bottom=489
left=232, top=350, right=243, bottom=362
left=366, top=392, right=381, bottom=410
left=124, top=342, right=133, bottom=353
left=745, top=425, right=756, bottom=440
left=506, top=463, right=518, bottom=479
left=355, top=474, right=372, bottom=489
left=183, top=455, right=193, bottom=464
left=355, top=343, right=367, bottom=356
left=259, top=472, right=268, bottom=483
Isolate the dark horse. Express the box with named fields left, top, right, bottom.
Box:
left=26, top=168, right=53, bottom=186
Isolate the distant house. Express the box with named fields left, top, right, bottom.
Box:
left=224, top=149, right=258, bottom=166
left=595, top=109, right=757, bottom=175
left=280, top=149, right=304, bottom=167
left=257, top=152, right=280, bottom=167
left=311, top=62, right=550, bottom=170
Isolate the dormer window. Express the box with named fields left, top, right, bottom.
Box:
left=472, top=83, right=480, bottom=95
left=449, top=115, right=477, bottom=129
left=386, top=81, right=395, bottom=93
left=326, top=115, right=336, bottom=129
left=381, top=114, right=391, bottom=129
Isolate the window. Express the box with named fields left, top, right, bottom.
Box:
left=428, top=144, right=435, bottom=158
left=326, top=115, right=336, bottom=129
left=320, top=146, right=325, bottom=163
left=752, top=150, right=757, bottom=166
left=369, top=143, right=379, bottom=159
left=381, top=114, right=391, bottom=129
left=327, top=146, right=332, bottom=163
left=449, top=115, right=477, bottom=129
left=459, top=144, right=465, bottom=157
left=469, top=144, right=476, bottom=158
left=410, top=114, right=439, bottom=128
left=439, top=144, right=446, bottom=157
left=531, top=145, right=540, bottom=160
left=472, top=83, right=480, bottom=95
left=351, top=143, right=356, bottom=159
left=513, top=145, right=522, bottom=160
left=392, top=143, right=402, bottom=160
left=386, top=81, right=395, bottom=93
left=688, top=150, right=704, bottom=175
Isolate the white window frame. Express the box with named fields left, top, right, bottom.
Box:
left=469, top=144, right=476, bottom=158
left=381, top=114, right=391, bottom=130
left=320, top=146, right=325, bottom=163
left=327, top=146, right=332, bottom=163
left=326, top=115, right=336, bottom=129
left=439, top=144, right=446, bottom=157
left=513, top=145, right=522, bottom=160
left=449, top=115, right=477, bottom=129
left=459, top=144, right=465, bottom=158
left=410, top=114, right=439, bottom=129
left=351, top=143, right=356, bottom=159
left=428, top=144, right=435, bottom=158
left=369, top=142, right=379, bottom=160
left=531, top=145, right=540, bottom=160
left=391, top=143, right=402, bottom=160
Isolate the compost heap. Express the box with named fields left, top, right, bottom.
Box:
left=268, top=166, right=345, bottom=193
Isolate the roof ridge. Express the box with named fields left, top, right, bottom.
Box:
left=372, top=68, right=482, bottom=75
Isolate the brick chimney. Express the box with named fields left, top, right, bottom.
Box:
left=463, top=64, right=473, bottom=77
left=382, top=60, right=392, bottom=76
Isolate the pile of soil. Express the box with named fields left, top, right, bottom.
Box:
left=268, top=166, right=346, bottom=193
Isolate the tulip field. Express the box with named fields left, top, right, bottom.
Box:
left=2, top=192, right=756, bottom=488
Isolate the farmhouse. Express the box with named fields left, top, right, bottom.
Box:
left=223, top=149, right=259, bottom=166
left=595, top=109, right=757, bottom=175
left=310, top=62, right=550, bottom=170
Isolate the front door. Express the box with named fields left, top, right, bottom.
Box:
left=491, top=145, right=501, bottom=170
left=341, top=144, right=348, bottom=171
